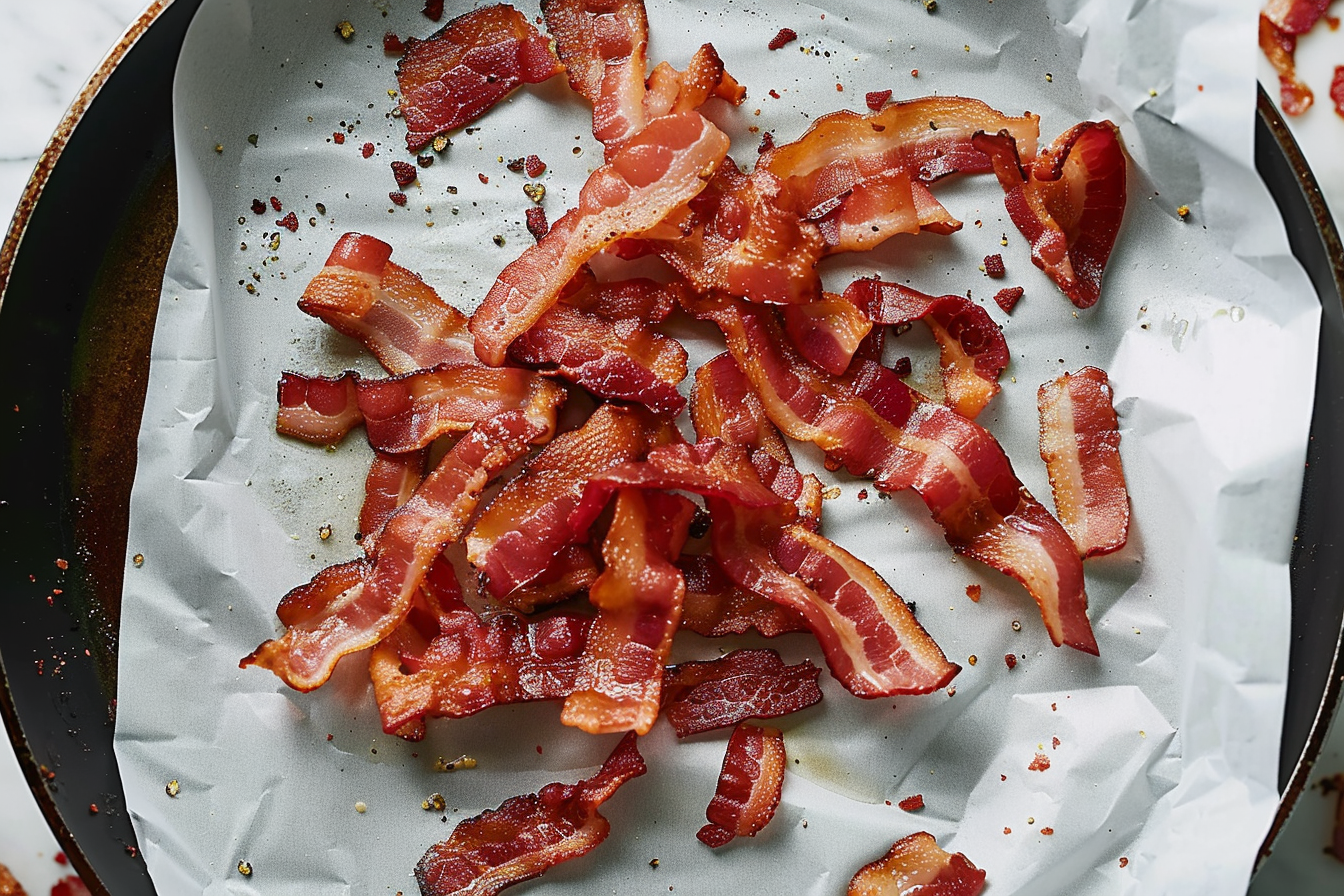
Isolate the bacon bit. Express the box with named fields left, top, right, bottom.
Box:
left=1003, top=827, right=1012, bottom=835
left=983, top=253, right=1005, bottom=278
left=758, top=131, right=776, bottom=154
left=333, top=132, right=346, bottom=144
left=1028, top=751, right=1051, bottom=771
left=768, top=28, right=799, bottom=50
left=1005, top=653, right=1017, bottom=669
left=55, top=558, right=68, bottom=571
left=965, top=584, right=981, bottom=602
left=250, top=198, right=266, bottom=215
left=898, top=794, right=925, bottom=812
left=336, top=20, right=355, bottom=41
left=51, top=876, right=92, bottom=896
left=1040, top=826, right=1054, bottom=836
left=88, top=803, right=99, bottom=815
left=662, top=649, right=823, bottom=738
left=270, top=196, right=283, bottom=212
left=993, top=286, right=1024, bottom=313
left=1332, top=66, right=1344, bottom=118
left=384, top=32, right=406, bottom=55
left=525, top=154, right=547, bottom=178
left=423, top=0, right=445, bottom=22
left=848, top=832, right=986, bottom=896
left=362, top=142, right=375, bottom=158
left=698, top=724, right=787, bottom=847
left=1052, top=736, right=1061, bottom=749
left=769, top=89, right=781, bottom=99
left=525, top=206, right=550, bottom=241
left=891, top=356, right=912, bottom=378
left=389, top=191, right=408, bottom=206
left=857, top=488, right=869, bottom=501
left=865, top=89, right=893, bottom=111
left=478, top=172, right=489, bottom=184
left=391, top=161, right=418, bottom=187
left=276, top=212, right=299, bottom=232
left=679, top=555, right=810, bottom=638
left=55, top=853, right=68, bottom=865
left=1119, top=857, right=1129, bottom=868
left=414, top=733, right=645, bottom=896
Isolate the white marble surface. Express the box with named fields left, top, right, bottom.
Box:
left=0, top=1, right=1341, bottom=894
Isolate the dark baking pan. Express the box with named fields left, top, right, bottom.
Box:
left=0, top=1, right=1340, bottom=892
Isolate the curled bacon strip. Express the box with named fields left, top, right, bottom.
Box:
left=844, top=278, right=1008, bottom=419
left=847, top=832, right=987, bottom=896
left=761, top=97, right=1040, bottom=252
left=299, top=233, right=478, bottom=376
left=691, top=353, right=794, bottom=465
left=469, top=111, right=729, bottom=366
left=396, top=3, right=564, bottom=151
left=415, top=732, right=646, bottom=896
left=562, top=489, right=695, bottom=735
left=369, top=558, right=591, bottom=736
left=276, top=371, right=362, bottom=445
left=782, top=291, right=874, bottom=377
left=243, top=412, right=551, bottom=691
left=697, top=723, right=786, bottom=848
left=359, top=448, right=428, bottom=553
left=1038, top=366, right=1129, bottom=559
left=975, top=122, right=1127, bottom=309
left=1259, top=13, right=1315, bottom=115
left=644, top=43, right=746, bottom=119
left=1265, top=0, right=1334, bottom=33
left=661, top=648, right=822, bottom=738
left=561, top=276, right=684, bottom=323
left=356, top=364, right=567, bottom=454
left=678, top=555, right=810, bottom=638
left=506, top=544, right=601, bottom=613
left=508, top=302, right=689, bottom=415
left=467, top=404, right=675, bottom=601
left=543, top=0, right=650, bottom=155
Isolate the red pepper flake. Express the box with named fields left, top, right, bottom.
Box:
left=1028, top=752, right=1051, bottom=772
left=362, top=142, right=376, bottom=159
left=269, top=196, right=283, bottom=212
left=768, top=28, right=798, bottom=50
left=250, top=199, right=266, bottom=215
left=525, top=154, right=547, bottom=178
left=1040, top=827, right=1055, bottom=836
left=897, top=794, right=924, bottom=812
left=1331, top=66, right=1344, bottom=118
left=1119, top=857, right=1129, bottom=868
left=757, top=132, right=776, bottom=154
left=857, top=489, right=869, bottom=501
left=1052, top=736, right=1061, bottom=750
left=1005, top=653, right=1017, bottom=670
left=55, top=558, right=68, bottom=571
left=276, top=212, right=299, bottom=232
left=383, top=32, right=406, bottom=55
left=994, top=286, right=1024, bottom=313
left=911, top=68, right=920, bottom=77
left=525, top=206, right=550, bottom=242
left=478, top=173, right=490, bottom=185
left=423, top=0, right=445, bottom=21
left=88, top=803, right=99, bottom=815
left=983, top=253, right=1006, bottom=278
left=391, top=160, right=418, bottom=187
left=1052, top=702, right=1058, bottom=711
left=1000, top=774, right=1007, bottom=782
left=333, top=132, right=346, bottom=145
left=836, top=83, right=844, bottom=92
left=1003, top=827, right=1012, bottom=835
left=326, top=733, right=334, bottom=741
left=865, top=89, right=892, bottom=111
left=55, top=853, right=68, bottom=865
left=891, top=356, right=912, bottom=378
left=506, top=157, right=526, bottom=172
left=389, top=191, right=409, bottom=206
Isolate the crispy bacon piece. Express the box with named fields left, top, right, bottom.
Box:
left=1264, top=0, right=1333, bottom=34
left=678, top=554, right=810, bottom=637
left=369, top=558, right=591, bottom=736
left=644, top=43, right=747, bottom=120
left=975, top=122, right=1127, bottom=309
left=1038, top=366, right=1129, bottom=559
left=697, top=723, right=786, bottom=847
left=469, top=111, right=729, bottom=366
left=689, top=294, right=1096, bottom=654
left=560, top=276, right=684, bottom=323
left=1333, top=66, right=1344, bottom=118
left=782, top=291, right=875, bottom=376
left=506, top=544, right=601, bottom=612
left=616, top=158, right=826, bottom=305
left=691, top=353, right=794, bottom=465
left=562, top=489, right=695, bottom=735
left=396, top=4, right=564, bottom=151
left=359, top=448, right=428, bottom=552
left=276, top=371, right=363, bottom=445
left=760, top=97, right=1040, bottom=252
left=543, top=0, right=650, bottom=155
left=1260, top=14, right=1314, bottom=115
left=844, top=279, right=1008, bottom=419
left=356, top=365, right=567, bottom=453
left=414, top=732, right=646, bottom=896
left=661, top=648, right=823, bottom=738
left=508, top=302, right=689, bottom=415
left=467, top=404, right=675, bottom=601
left=847, top=832, right=987, bottom=896
left=299, top=233, right=478, bottom=376
left=242, top=412, right=551, bottom=691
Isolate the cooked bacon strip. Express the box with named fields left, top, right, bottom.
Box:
left=1038, top=366, right=1129, bottom=558
left=469, top=111, right=729, bottom=365
left=847, top=832, right=987, bottom=896
left=689, top=294, right=1096, bottom=654
left=560, top=276, right=684, bottom=323
left=760, top=97, right=1040, bottom=252
left=661, top=648, right=822, bottom=738
left=562, top=489, right=695, bottom=735
left=506, top=544, right=601, bottom=612
left=615, top=159, right=826, bottom=305
left=697, top=723, right=786, bottom=848
left=468, top=404, right=675, bottom=601
left=299, top=233, right=478, bottom=376
left=242, top=411, right=551, bottom=691
left=644, top=43, right=746, bottom=119
left=691, top=353, right=794, bottom=465
left=276, top=371, right=363, bottom=445
left=1259, top=13, right=1315, bottom=115
left=844, top=279, right=1008, bottom=419
left=359, top=448, right=428, bottom=553
left=1264, top=0, right=1333, bottom=34
left=678, top=554, right=810, bottom=637
left=508, top=302, right=689, bottom=415
left=782, top=291, right=875, bottom=376
left=356, top=364, right=567, bottom=453
left=414, top=732, right=646, bottom=896
left=544, top=0, right=649, bottom=155
left=396, top=4, right=564, bottom=151
left=369, top=557, right=591, bottom=736
left=975, top=122, right=1127, bottom=309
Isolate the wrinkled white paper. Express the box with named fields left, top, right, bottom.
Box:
left=114, top=1, right=1319, bottom=894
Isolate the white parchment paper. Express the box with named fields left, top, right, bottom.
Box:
left=114, top=1, right=1320, bottom=894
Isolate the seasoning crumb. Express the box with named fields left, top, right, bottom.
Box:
left=1004, top=653, right=1017, bottom=670
left=435, top=754, right=478, bottom=772
left=968, top=655, right=977, bottom=666
left=965, top=584, right=981, bottom=602
left=433, top=135, right=451, bottom=153
left=166, top=779, right=180, bottom=797
left=1120, top=857, right=1129, bottom=868
left=523, top=183, right=546, bottom=204
left=316, top=202, right=327, bottom=215
left=335, top=20, right=355, bottom=41
left=214, top=144, right=224, bottom=154
left=649, top=858, right=660, bottom=868
left=237, top=861, right=253, bottom=877
left=133, top=553, right=145, bottom=568
left=822, top=486, right=842, bottom=500
left=319, top=524, right=333, bottom=541
left=247, top=134, right=259, bottom=147
left=355, top=801, right=367, bottom=813
left=1011, top=620, right=1022, bottom=631
left=1177, top=204, right=1190, bottom=220
left=493, top=234, right=507, bottom=247
left=1003, top=827, right=1012, bottom=835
